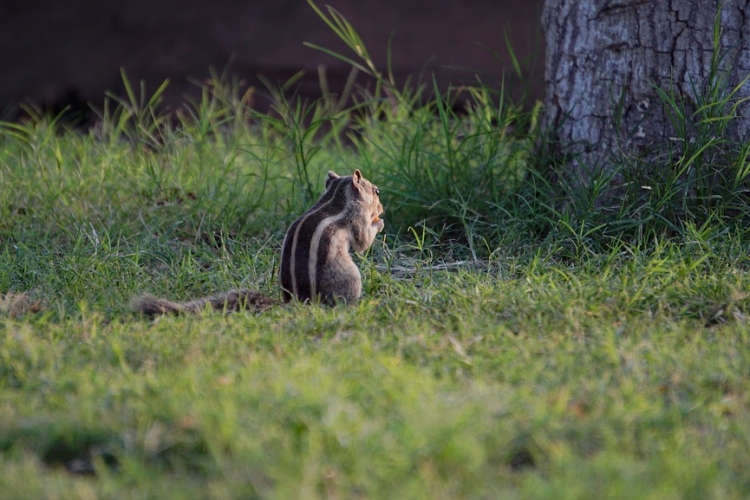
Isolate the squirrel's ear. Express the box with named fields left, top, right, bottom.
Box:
left=349, top=169, right=364, bottom=194
left=352, top=169, right=362, bottom=185
left=326, top=171, right=340, bottom=189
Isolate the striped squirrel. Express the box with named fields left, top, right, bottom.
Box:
left=133, top=169, right=384, bottom=315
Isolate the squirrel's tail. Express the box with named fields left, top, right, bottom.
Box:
left=133, top=289, right=279, bottom=317
left=132, top=295, right=184, bottom=316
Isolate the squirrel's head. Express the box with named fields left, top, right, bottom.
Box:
left=327, top=170, right=384, bottom=227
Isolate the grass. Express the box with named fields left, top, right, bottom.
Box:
left=2, top=243, right=750, bottom=498
left=2, top=6, right=750, bottom=499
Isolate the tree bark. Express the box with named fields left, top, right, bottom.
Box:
left=541, top=0, right=750, bottom=188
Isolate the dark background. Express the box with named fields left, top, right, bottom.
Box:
left=0, top=0, right=545, bottom=118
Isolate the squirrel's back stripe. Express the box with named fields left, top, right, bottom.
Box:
left=280, top=176, right=351, bottom=302
left=308, top=212, right=347, bottom=298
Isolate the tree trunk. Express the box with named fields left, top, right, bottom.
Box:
left=541, top=0, right=750, bottom=190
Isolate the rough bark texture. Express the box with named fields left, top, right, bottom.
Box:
left=542, top=0, right=750, bottom=183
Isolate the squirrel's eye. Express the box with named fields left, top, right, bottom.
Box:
left=374, top=187, right=380, bottom=196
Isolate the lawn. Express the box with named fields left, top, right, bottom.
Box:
left=2, top=16, right=750, bottom=498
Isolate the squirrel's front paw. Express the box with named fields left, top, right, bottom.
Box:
left=372, top=216, right=385, bottom=233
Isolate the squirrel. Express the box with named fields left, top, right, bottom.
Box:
left=133, top=169, right=385, bottom=315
